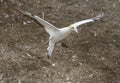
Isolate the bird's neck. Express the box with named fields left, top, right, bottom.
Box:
left=68, top=24, right=73, bottom=29
left=64, top=27, right=72, bottom=35
left=61, top=27, right=72, bottom=33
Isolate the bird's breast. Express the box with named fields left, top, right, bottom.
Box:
left=52, top=28, right=72, bottom=42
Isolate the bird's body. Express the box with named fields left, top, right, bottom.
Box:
left=53, top=27, right=72, bottom=41
left=13, top=8, right=103, bottom=58
left=47, top=27, right=73, bottom=56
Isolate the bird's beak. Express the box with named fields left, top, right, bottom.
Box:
left=74, top=27, right=78, bottom=33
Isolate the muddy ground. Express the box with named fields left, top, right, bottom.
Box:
left=0, top=0, right=120, bottom=83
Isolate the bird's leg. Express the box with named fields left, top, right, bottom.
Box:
left=47, top=55, right=50, bottom=59
left=61, top=41, right=69, bottom=48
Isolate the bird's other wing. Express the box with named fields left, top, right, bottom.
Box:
left=13, top=8, right=59, bottom=35
left=70, top=19, right=95, bottom=27
left=69, top=13, right=104, bottom=28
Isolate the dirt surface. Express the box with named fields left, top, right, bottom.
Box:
left=0, top=0, right=120, bottom=83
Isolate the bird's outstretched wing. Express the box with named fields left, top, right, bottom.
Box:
left=13, top=8, right=59, bottom=36
left=70, top=19, right=94, bottom=27
left=69, top=13, right=104, bottom=28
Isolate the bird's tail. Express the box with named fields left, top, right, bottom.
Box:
left=47, top=40, right=55, bottom=59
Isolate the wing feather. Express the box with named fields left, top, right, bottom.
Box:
left=13, top=8, right=59, bottom=35
left=70, top=14, right=104, bottom=27
left=70, top=19, right=94, bottom=27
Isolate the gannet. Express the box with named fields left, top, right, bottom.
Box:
left=13, top=8, right=103, bottom=58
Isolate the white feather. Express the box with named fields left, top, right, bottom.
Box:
left=71, top=19, right=94, bottom=27
left=47, top=40, right=55, bottom=56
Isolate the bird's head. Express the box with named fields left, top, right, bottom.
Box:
left=68, top=25, right=78, bottom=33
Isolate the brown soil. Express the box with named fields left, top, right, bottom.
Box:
left=0, top=0, right=120, bottom=83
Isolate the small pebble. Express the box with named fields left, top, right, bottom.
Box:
left=66, top=77, right=70, bottom=81
left=85, top=0, right=89, bottom=2
left=23, top=21, right=27, bottom=25
left=26, top=53, right=32, bottom=58
left=52, top=63, right=55, bottom=67
left=5, top=15, right=9, bottom=18
left=27, top=20, right=32, bottom=23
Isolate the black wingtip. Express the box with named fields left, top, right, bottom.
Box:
left=93, top=13, right=104, bottom=21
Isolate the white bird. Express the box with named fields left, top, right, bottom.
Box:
left=13, top=8, right=103, bottom=58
